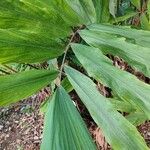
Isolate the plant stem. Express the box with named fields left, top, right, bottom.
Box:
left=59, top=29, right=79, bottom=83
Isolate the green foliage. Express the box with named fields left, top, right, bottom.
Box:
left=82, top=24, right=150, bottom=76
left=41, top=86, right=96, bottom=150
left=140, top=14, right=150, bottom=30
left=71, top=44, right=150, bottom=119
left=0, top=0, right=150, bottom=149
left=109, top=0, right=117, bottom=18
left=131, top=0, right=141, bottom=9
left=65, top=66, right=148, bottom=150
left=61, top=77, right=73, bottom=93
left=92, top=0, right=110, bottom=22
left=148, top=0, right=150, bottom=16
left=0, top=29, right=65, bottom=63
left=0, top=69, right=58, bottom=106
left=131, top=0, right=150, bottom=30
left=0, top=0, right=77, bottom=63
left=126, top=112, right=148, bottom=126
left=87, top=24, right=150, bottom=48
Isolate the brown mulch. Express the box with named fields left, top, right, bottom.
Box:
left=0, top=89, right=49, bottom=150
left=138, top=121, right=150, bottom=147
left=0, top=107, right=43, bottom=150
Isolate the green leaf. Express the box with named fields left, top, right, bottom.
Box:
left=148, top=0, right=150, bottom=17
left=0, top=69, right=58, bottom=106
left=88, top=24, right=150, bottom=48
left=126, top=112, right=148, bottom=126
left=110, top=98, right=136, bottom=113
left=41, top=86, right=96, bottom=150
left=0, top=0, right=75, bottom=37
left=40, top=98, right=50, bottom=114
left=0, top=29, right=64, bottom=64
left=61, top=77, right=74, bottom=93
left=0, top=0, right=109, bottom=64
left=92, top=0, right=110, bottom=23
left=0, top=0, right=81, bottom=64
left=80, top=27, right=150, bottom=77
left=140, top=14, right=150, bottom=31
left=109, top=0, right=117, bottom=18
left=65, top=66, right=149, bottom=150
left=63, top=0, right=97, bottom=24
left=71, top=44, right=150, bottom=119
left=131, top=0, right=141, bottom=9
left=110, top=12, right=137, bottom=23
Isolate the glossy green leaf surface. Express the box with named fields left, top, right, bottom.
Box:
left=80, top=27, right=150, bottom=77
left=131, top=0, right=141, bottom=9
left=0, top=0, right=109, bottom=64
left=41, top=86, right=96, bottom=150
left=92, top=0, right=110, bottom=23
left=0, top=69, right=58, bottom=106
left=0, top=29, right=65, bottom=64
left=110, top=99, right=136, bottom=113
left=0, top=0, right=81, bottom=64
left=71, top=44, right=150, bottom=119
left=64, top=0, right=96, bottom=24
left=126, top=112, right=148, bottom=126
left=140, top=14, right=150, bottom=31
left=63, top=0, right=110, bottom=23
left=65, top=66, right=148, bottom=150
left=109, top=0, right=117, bottom=18
left=148, top=1, right=150, bottom=17
left=110, top=12, right=137, bottom=23
left=0, top=0, right=77, bottom=35
left=61, top=77, right=74, bottom=93
left=88, top=24, right=150, bottom=48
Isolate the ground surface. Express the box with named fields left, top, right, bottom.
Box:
left=0, top=92, right=45, bottom=150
